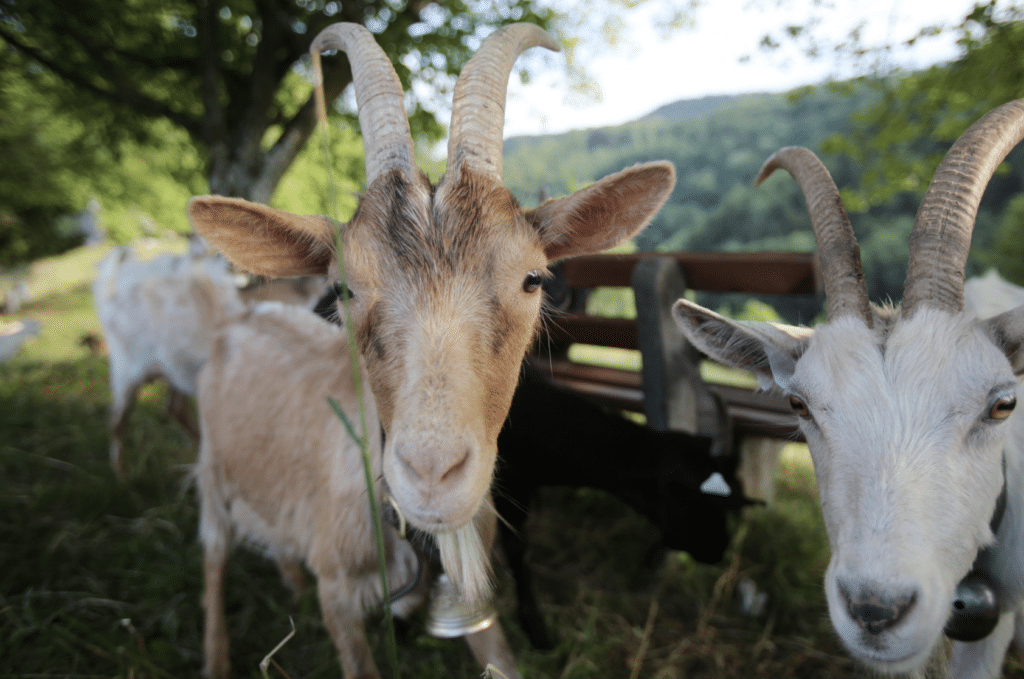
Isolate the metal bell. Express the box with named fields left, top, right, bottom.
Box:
left=944, top=570, right=1000, bottom=642
left=424, top=572, right=498, bottom=638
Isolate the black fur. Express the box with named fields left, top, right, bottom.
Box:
left=495, top=364, right=750, bottom=649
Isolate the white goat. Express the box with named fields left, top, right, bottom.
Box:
left=187, top=21, right=673, bottom=607
left=93, top=247, right=247, bottom=477
left=966, top=269, right=1024, bottom=321
left=196, top=302, right=519, bottom=679
left=93, top=244, right=327, bottom=477
left=673, top=100, right=1024, bottom=678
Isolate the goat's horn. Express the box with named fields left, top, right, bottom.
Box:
left=445, top=23, right=559, bottom=183
left=757, top=146, right=872, bottom=326
left=310, top=23, right=415, bottom=187
left=903, top=99, right=1024, bottom=316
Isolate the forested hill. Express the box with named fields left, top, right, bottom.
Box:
left=639, top=93, right=759, bottom=122
left=502, top=83, right=1024, bottom=316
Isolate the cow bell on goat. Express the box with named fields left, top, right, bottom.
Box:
left=945, top=569, right=1000, bottom=642
left=425, top=572, right=498, bottom=638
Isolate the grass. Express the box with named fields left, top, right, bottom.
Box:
left=4, top=245, right=1023, bottom=678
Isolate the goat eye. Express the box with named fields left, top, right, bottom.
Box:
left=522, top=271, right=543, bottom=293
left=990, top=396, right=1017, bottom=420
left=789, top=395, right=810, bottom=417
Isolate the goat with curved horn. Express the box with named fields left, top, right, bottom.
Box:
left=186, top=20, right=677, bottom=679
left=903, top=99, right=1024, bottom=316
left=310, top=22, right=416, bottom=186
left=446, top=23, right=560, bottom=183
left=757, top=146, right=872, bottom=326
left=672, top=99, right=1024, bottom=678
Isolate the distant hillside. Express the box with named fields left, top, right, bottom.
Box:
left=503, top=94, right=762, bottom=158
left=500, top=82, right=1024, bottom=321
left=639, top=93, right=764, bottom=122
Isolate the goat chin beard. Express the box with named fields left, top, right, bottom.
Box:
left=434, top=521, right=493, bottom=604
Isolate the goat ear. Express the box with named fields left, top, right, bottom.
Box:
left=187, top=196, right=336, bottom=277
left=525, top=161, right=675, bottom=261
left=672, top=299, right=811, bottom=390
left=983, top=303, right=1024, bottom=375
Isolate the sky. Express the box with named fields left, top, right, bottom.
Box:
left=499, top=0, right=981, bottom=138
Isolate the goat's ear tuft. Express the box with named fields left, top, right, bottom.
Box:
left=187, top=196, right=337, bottom=277
left=525, top=161, right=676, bottom=261
left=672, top=298, right=810, bottom=389
left=983, top=303, right=1024, bottom=375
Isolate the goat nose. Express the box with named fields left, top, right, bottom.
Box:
left=397, top=444, right=471, bottom=486
left=839, top=582, right=917, bottom=635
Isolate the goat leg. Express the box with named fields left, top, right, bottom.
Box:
left=274, top=554, right=308, bottom=601
left=166, top=386, right=199, bottom=443
left=463, top=621, right=523, bottom=679
left=495, top=486, right=554, bottom=649
left=108, top=371, right=143, bottom=479
left=317, top=577, right=380, bottom=679
left=201, top=544, right=230, bottom=679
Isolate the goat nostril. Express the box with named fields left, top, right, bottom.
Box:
left=439, top=450, right=470, bottom=484
left=841, top=583, right=917, bottom=636
left=397, top=451, right=423, bottom=481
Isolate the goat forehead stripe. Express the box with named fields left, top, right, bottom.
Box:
left=362, top=172, right=531, bottom=281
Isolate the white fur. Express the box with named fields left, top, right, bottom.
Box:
left=93, top=246, right=247, bottom=476
left=673, top=294, right=1024, bottom=678
left=93, top=245, right=327, bottom=477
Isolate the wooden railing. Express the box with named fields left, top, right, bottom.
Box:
left=529, top=251, right=820, bottom=447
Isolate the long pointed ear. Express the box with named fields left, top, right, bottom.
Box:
left=983, top=304, right=1024, bottom=375
left=525, top=161, right=675, bottom=261
left=672, top=298, right=812, bottom=390
left=187, top=196, right=336, bottom=277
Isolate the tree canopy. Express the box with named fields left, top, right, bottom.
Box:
left=0, top=0, right=555, bottom=205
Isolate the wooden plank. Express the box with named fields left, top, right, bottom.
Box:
left=531, top=357, right=803, bottom=441
left=560, top=252, right=821, bottom=295
left=710, top=383, right=792, bottom=415
left=709, top=384, right=803, bottom=441
left=535, top=358, right=642, bottom=390
left=545, top=376, right=645, bottom=413
left=543, top=314, right=638, bottom=350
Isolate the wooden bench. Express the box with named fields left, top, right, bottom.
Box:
left=529, top=251, right=820, bottom=496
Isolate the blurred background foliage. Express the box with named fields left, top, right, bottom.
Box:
left=1, top=0, right=1023, bottom=305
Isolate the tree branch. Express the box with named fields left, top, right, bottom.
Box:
left=250, top=57, right=353, bottom=204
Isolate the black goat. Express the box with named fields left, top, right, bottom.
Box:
left=494, top=363, right=749, bottom=649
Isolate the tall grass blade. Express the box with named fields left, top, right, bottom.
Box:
left=312, top=48, right=400, bottom=678
left=259, top=616, right=296, bottom=679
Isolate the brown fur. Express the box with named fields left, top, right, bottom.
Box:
left=195, top=303, right=519, bottom=679
left=188, top=159, right=676, bottom=598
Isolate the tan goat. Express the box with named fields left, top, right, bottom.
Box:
left=188, top=20, right=676, bottom=605
left=197, top=302, right=518, bottom=679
